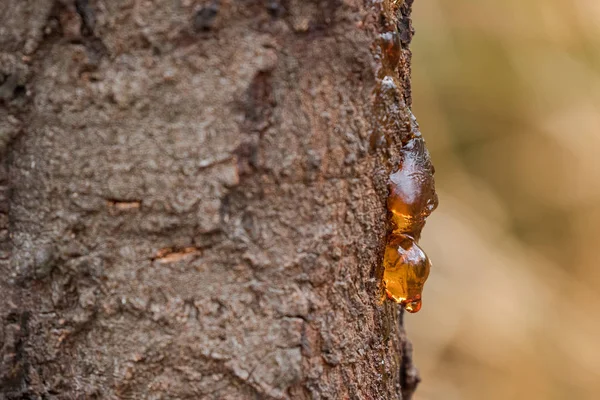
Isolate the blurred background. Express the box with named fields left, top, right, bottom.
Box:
left=409, top=1, right=600, bottom=399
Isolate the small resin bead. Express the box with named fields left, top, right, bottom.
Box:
left=383, top=234, right=431, bottom=313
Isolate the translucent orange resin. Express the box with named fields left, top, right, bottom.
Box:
left=384, top=138, right=438, bottom=313
left=383, top=234, right=430, bottom=313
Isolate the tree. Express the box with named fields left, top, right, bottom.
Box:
left=1, top=0, right=431, bottom=398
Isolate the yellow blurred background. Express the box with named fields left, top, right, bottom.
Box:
left=409, top=1, right=600, bottom=399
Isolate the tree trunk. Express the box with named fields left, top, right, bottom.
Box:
left=1, top=0, right=427, bottom=398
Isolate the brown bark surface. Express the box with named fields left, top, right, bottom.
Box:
left=1, top=1, right=426, bottom=398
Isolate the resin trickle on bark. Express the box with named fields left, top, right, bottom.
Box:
left=384, top=134, right=437, bottom=313
left=374, top=21, right=438, bottom=313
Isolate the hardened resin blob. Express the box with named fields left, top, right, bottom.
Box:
left=383, top=234, right=431, bottom=313
left=384, top=138, right=438, bottom=313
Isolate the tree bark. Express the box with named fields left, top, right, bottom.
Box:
left=1, top=0, right=426, bottom=398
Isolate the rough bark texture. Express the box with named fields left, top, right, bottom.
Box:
left=1, top=0, right=424, bottom=398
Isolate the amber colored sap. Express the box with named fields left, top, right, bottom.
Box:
left=383, top=234, right=431, bottom=313
left=384, top=139, right=437, bottom=313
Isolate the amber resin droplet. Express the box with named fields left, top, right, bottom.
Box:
left=384, top=137, right=438, bottom=313
left=387, top=139, right=438, bottom=235
left=383, top=234, right=430, bottom=313
left=379, top=31, right=401, bottom=73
